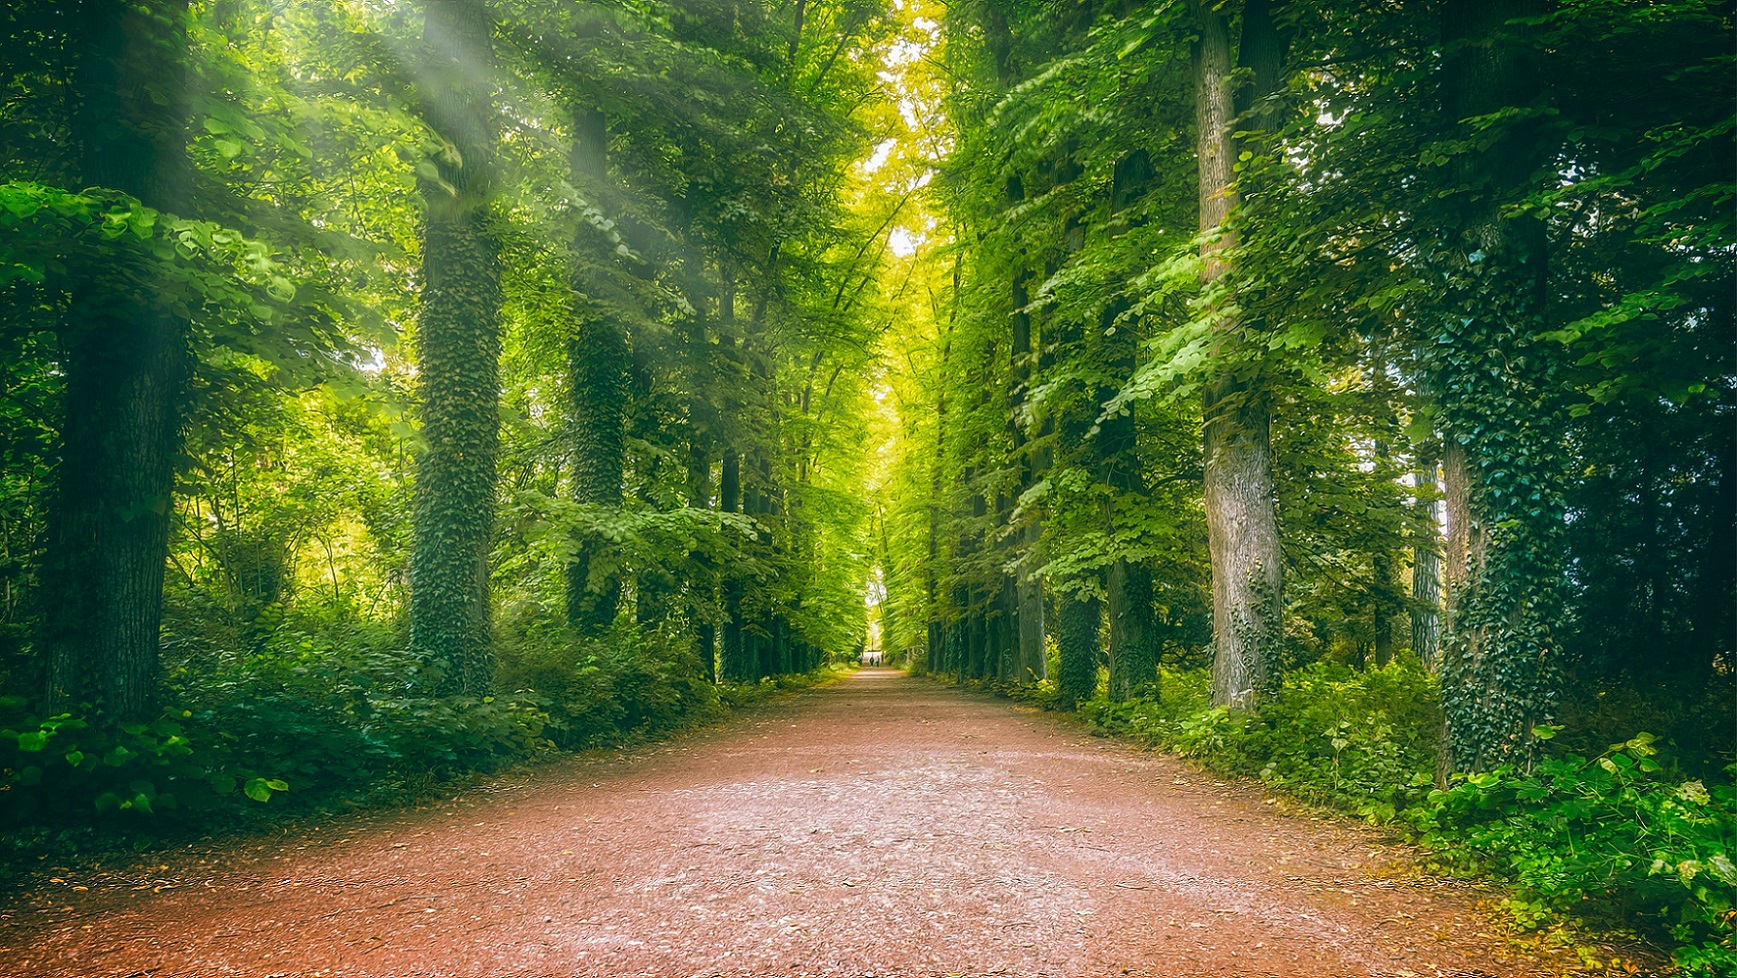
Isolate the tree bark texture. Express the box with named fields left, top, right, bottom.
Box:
left=1411, top=455, right=1442, bottom=670
left=1055, top=591, right=1100, bottom=709
left=1192, top=0, right=1284, bottom=710
left=407, top=0, right=503, bottom=696
left=1434, top=0, right=1564, bottom=774
left=563, top=104, right=628, bottom=636
left=42, top=0, right=193, bottom=720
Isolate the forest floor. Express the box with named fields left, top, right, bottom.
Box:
left=0, top=669, right=1613, bottom=977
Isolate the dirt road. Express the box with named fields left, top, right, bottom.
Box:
left=1, top=669, right=1574, bottom=977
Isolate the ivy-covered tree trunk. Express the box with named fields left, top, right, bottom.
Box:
left=1429, top=0, right=1566, bottom=775
left=1192, top=0, right=1283, bottom=710
left=1101, top=155, right=1158, bottom=703
left=41, top=0, right=192, bottom=721
left=408, top=0, right=503, bottom=697
left=1055, top=591, right=1100, bottom=709
left=563, top=104, right=628, bottom=636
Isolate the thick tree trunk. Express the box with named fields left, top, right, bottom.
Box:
left=1192, top=0, right=1284, bottom=710
left=1055, top=592, right=1100, bottom=709
left=42, top=0, right=193, bottom=720
left=1100, top=149, right=1158, bottom=701
left=1107, top=561, right=1156, bottom=701
left=407, top=0, right=503, bottom=696
left=1434, top=0, right=1562, bottom=774
left=563, top=105, right=627, bottom=636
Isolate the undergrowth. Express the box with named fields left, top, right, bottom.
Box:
left=1076, top=661, right=1737, bottom=976
left=1, top=605, right=850, bottom=857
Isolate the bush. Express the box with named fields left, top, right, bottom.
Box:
left=1411, top=733, right=1737, bottom=977
left=496, top=620, right=719, bottom=749
left=1079, top=662, right=1737, bottom=974
left=1084, top=660, right=1440, bottom=819
left=0, top=698, right=285, bottom=826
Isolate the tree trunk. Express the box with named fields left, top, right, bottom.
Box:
left=687, top=432, right=716, bottom=682
left=42, top=0, right=193, bottom=720
left=407, top=0, right=503, bottom=696
left=1006, top=171, right=1048, bottom=684
left=1411, top=454, right=1442, bottom=670
left=1192, top=0, right=1284, bottom=710
left=1101, top=151, right=1158, bottom=702
left=1055, top=592, right=1100, bottom=709
left=563, top=104, right=628, bottom=636
left=1107, top=561, right=1156, bottom=701
left=1371, top=436, right=1397, bottom=669
left=1433, top=0, right=1563, bottom=775
left=720, top=450, right=748, bottom=681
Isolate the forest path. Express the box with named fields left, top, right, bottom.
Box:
left=2, top=669, right=1576, bottom=978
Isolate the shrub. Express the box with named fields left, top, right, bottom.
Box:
left=1083, top=660, right=1440, bottom=819
left=1411, top=733, right=1737, bottom=977
left=1079, top=663, right=1737, bottom=973
left=0, top=698, right=285, bottom=826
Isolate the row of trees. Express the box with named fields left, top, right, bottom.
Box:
left=873, top=0, right=1733, bottom=772
left=1, top=0, right=906, bottom=725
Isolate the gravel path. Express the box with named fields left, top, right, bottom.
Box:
left=1, top=668, right=1579, bottom=977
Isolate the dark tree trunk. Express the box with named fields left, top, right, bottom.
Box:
left=563, top=105, right=627, bottom=636
left=720, top=450, right=748, bottom=681
left=1411, top=455, right=1442, bottom=670
left=688, top=430, right=717, bottom=682
left=1107, top=561, right=1156, bottom=701
left=1055, top=592, right=1100, bottom=709
left=1100, top=152, right=1159, bottom=702
left=1433, top=0, right=1563, bottom=774
left=41, top=0, right=193, bottom=720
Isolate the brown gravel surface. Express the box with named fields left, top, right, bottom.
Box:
left=1, top=668, right=1589, bottom=977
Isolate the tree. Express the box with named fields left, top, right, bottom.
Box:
left=563, top=104, right=629, bottom=636
left=1190, top=0, right=1285, bottom=710
left=1428, top=0, right=1565, bottom=773
left=407, top=0, right=504, bottom=696
left=39, top=0, right=194, bottom=721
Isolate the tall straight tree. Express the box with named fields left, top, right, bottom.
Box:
left=40, top=0, right=193, bottom=721
left=408, top=0, right=503, bottom=696
left=1102, top=151, right=1159, bottom=702
left=1190, top=0, right=1285, bottom=709
left=564, top=104, right=628, bottom=635
left=1430, top=0, right=1564, bottom=773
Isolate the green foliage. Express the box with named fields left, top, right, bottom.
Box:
left=1083, top=662, right=1737, bottom=971
left=0, top=698, right=282, bottom=825
left=1413, top=736, right=1737, bottom=976
left=496, top=620, right=717, bottom=750
left=1085, top=661, right=1440, bottom=819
